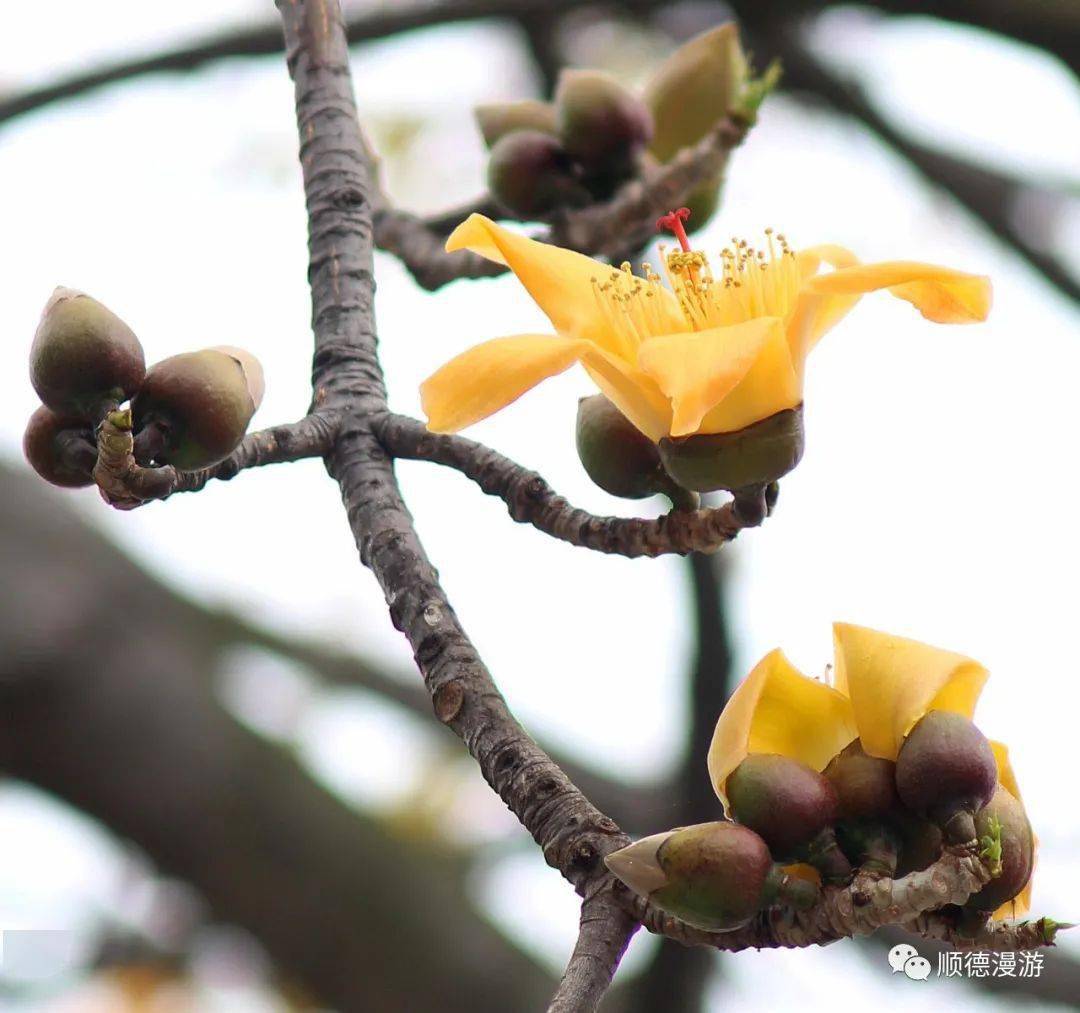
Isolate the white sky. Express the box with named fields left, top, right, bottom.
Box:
left=1, top=3, right=1079, bottom=1010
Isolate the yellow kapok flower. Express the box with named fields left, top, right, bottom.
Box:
left=422, top=211, right=991, bottom=440
left=706, top=623, right=1029, bottom=919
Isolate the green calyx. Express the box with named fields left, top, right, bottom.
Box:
left=726, top=752, right=839, bottom=861
left=575, top=395, right=694, bottom=506
left=606, top=822, right=774, bottom=932
left=965, top=785, right=1034, bottom=915
left=657, top=405, right=805, bottom=494
left=895, top=710, right=998, bottom=845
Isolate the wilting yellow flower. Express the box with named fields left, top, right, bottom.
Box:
left=706, top=622, right=1029, bottom=918
left=422, top=213, right=991, bottom=440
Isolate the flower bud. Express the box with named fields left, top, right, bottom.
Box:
left=555, top=70, right=653, bottom=176
left=895, top=710, right=997, bottom=844
left=726, top=754, right=837, bottom=859
left=131, top=347, right=263, bottom=471
left=22, top=405, right=97, bottom=488
left=474, top=99, right=557, bottom=148
left=30, top=288, right=145, bottom=421
left=644, top=23, right=748, bottom=164
left=657, top=405, right=804, bottom=494
left=965, top=785, right=1034, bottom=916
left=644, top=24, right=748, bottom=233
left=726, top=753, right=851, bottom=882
left=487, top=131, right=591, bottom=219
left=605, top=822, right=774, bottom=931
left=824, top=740, right=899, bottom=822
left=576, top=394, right=674, bottom=500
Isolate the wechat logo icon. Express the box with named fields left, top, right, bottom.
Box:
left=888, top=943, right=931, bottom=980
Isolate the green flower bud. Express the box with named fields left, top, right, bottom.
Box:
left=824, top=740, right=899, bottom=822
left=474, top=99, right=557, bottom=148
left=30, top=288, right=145, bottom=421
left=644, top=23, right=748, bottom=163
left=487, top=131, right=591, bottom=219
left=606, top=822, right=776, bottom=931
left=726, top=753, right=851, bottom=883
left=965, top=786, right=1034, bottom=915
left=576, top=394, right=689, bottom=501
left=555, top=70, right=653, bottom=176
left=22, top=405, right=97, bottom=488
left=895, top=711, right=998, bottom=844
left=657, top=405, right=805, bottom=494
left=727, top=754, right=838, bottom=859
left=131, top=347, right=263, bottom=471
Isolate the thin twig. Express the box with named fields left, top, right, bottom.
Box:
left=93, top=412, right=338, bottom=508
left=620, top=846, right=1062, bottom=952
left=372, top=115, right=749, bottom=290
left=548, top=883, right=640, bottom=1013
left=377, top=412, right=753, bottom=556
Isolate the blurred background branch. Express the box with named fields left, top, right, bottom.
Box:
left=0, top=0, right=1073, bottom=303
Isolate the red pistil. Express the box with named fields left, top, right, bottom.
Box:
left=656, top=207, right=692, bottom=252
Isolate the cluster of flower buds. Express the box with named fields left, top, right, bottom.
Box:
left=476, top=23, right=761, bottom=224
left=607, top=626, right=1035, bottom=935
left=25, top=288, right=263, bottom=489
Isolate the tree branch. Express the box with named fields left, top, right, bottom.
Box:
left=371, top=114, right=749, bottom=290
left=276, top=0, right=633, bottom=936
left=91, top=411, right=338, bottom=508
left=548, top=884, right=640, bottom=1013
left=619, top=847, right=1062, bottom=952
left=377, top=413, right=755, bottom=556
left=0, top=0, right=658, bottom=130
left=765, top=0, right=1080, bottom=77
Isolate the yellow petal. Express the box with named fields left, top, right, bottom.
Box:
left=445, top=214, right=682, bottom=350
left=989, top=741, right=1022, bottom=802
left=707, top=649, right=857, bottom=808
left=803, top=260, right=991, bottom=324
left=994, top=881, right=1033, bottom=921
left=832, top=623, right=989, bottom=761
left=580, top=345, right=672, bottom=442
left=421, top=333, right=586, bottom=433
left=786, top=244, right=862, bottom=371
left=696, top=323, right=802, bottom=436
left=638, top=318, right=786, bottom=437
